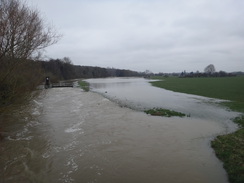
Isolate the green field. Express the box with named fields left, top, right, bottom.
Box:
left=151, top=76, right=244, bottom=183
left=151, top=76, right=244, bottom=112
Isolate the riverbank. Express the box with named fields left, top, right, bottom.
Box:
left=150, top=76, right=244, bottom=183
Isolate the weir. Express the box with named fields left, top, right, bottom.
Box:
left=51, top=83, right=73, bottom=88
left=44, top=77, right=74, bottom=88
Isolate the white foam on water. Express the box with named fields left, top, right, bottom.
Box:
left=7, top=136, right=33, bottom=141
left=32, top=110, right=41, bottom=116
left=66, top=158, right=78, bottom=172
left=42, top=151, right=51, bottom=159
left=26, top=120, right=41, bottom=127
left=65, top=121, right=84, bottom=134
left=65, top=127, right=82, bottom=133
left=33, top=100, right=43, bottom=106
left=31, top=99, right=43, bottom=116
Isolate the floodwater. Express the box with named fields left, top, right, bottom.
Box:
left=0, top=77, right=239, bottom=183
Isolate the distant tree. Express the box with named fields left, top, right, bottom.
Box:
left=204, top=64, right=216, bottom=74
left=143, top=70, right=153, bottom=77
left=62, top=57, right=73, bottom=65
left=219, top=71, right=227, bottom=77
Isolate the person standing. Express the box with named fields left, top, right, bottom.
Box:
left=45, top=77, right=50, bottom=89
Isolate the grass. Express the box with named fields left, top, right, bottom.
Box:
left=78, top=80, right=90, bottom=92
left=144, top=108, right=187, bottom=117
left=151, top=76, right=244, bottom=105
left=211, top=116, right=244, bottom=183
left=150, top=76, right=244, bottom=183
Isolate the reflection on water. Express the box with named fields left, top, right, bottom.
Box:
left=0, top=78, right=239, bottom=183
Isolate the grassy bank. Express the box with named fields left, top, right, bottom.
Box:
left=145, top=108, right=187, bottom=117
left=78, top=80, right=90, bottom=92
left=151, top=76, right=244, bottom=183
left=211, top=116, right=244, bottom=183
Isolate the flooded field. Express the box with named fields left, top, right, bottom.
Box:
left=87, top=78, right=238, bottom=127
left=0, top=78, right=239, bottom=183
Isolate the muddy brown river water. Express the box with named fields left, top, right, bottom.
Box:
left=0, top=78, right=239, bottom=183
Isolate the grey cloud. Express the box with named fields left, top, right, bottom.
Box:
left=27, top=0, right=244, bottom=73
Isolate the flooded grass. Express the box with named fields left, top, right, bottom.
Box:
left=145, top=108, right=187, bottom=117
left=223, top=101, right=244, bottom=114
left=150, top=76, right=244, bottom=183
left=78, top=80, right=90, bottom=92
left=211, top=119, right=244, bottom=183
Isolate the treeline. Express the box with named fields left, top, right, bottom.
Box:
left=38, top=59, right=143, bottom=81
left=0, top=58, right=44, bottom=106
left=39, top=59, right=143, bottom=82
left=179, top=71, right=236, bottom=78
left=0, top=57, right=144, bottom=107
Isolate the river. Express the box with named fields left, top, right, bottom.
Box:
left=0, top=77, right=239, bottom=183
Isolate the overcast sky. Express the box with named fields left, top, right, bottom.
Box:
left=26, top=0, right=244, bottom=73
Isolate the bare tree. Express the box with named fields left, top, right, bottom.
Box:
left=62, top=57, right=73, bottom=65
left=204, top=64, right=216, bottom=74
left=0, top=0, right=60, bottom=60
left=0, top=0, right=60, bottom=105
left=0, top=0, right=61, bottom=83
